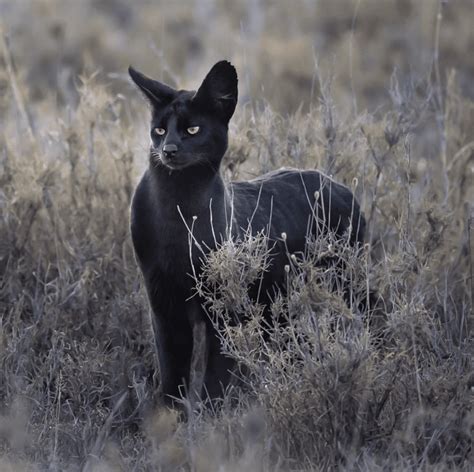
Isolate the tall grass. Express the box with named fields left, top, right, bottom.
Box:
left=1, top=1, right=473, bottom=470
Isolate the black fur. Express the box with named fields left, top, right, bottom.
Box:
left=129, top=61, right=365, bottom=405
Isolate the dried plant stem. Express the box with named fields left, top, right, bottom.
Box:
left=433, top=1, right=449, bottom=201
left=467, top=211, right=474, bottom=339
left=0, top=25, right=36, bottom=142
left=189, top=318, right=208, bottom=407
left=81, top=391, right=128, bottom=472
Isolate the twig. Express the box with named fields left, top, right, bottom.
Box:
left=81, top=390, right=128, bottom=472
left=0, top=25, right=36, bottom=142
left=433, top=1, right=449, bottom=202
left=466, top=210, right=473, bottom=341
left=349, top=0, right=361, bottom=116
left=188, top=312, right=208, bottom=407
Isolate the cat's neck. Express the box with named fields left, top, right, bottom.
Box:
left=149, top=161, right=228, bottom=217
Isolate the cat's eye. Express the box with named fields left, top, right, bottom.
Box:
left=187, top=126, right=200, bottom=135
left=154, top=128, right=166, bottom=136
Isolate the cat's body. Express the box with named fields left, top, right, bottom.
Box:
left=129, top=61, right=365, bottom=405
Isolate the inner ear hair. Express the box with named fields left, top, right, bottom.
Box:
left=140, top=85, right=162, bottom=104
left=217, top=92, right=236, bottom=101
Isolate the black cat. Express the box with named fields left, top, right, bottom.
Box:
left=129, top=61, right=365, bottom=406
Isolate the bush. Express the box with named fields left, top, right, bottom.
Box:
left=0, top=1, right=473, bottom=469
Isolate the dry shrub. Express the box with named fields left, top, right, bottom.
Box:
left=0, top=2, right=473, bottom=469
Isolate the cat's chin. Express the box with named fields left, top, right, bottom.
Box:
left=161, top=160, right=190, bottom=171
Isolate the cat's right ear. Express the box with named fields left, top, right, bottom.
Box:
left=128, top=66, right=176, bottom=107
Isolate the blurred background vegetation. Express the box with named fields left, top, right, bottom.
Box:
left=0, top=0, right=473, bottom=470
left=2, top=0, right=474, bottom=111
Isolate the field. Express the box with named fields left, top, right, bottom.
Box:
left=0, top=0, right=473, bottom=470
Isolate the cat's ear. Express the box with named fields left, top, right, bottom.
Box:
left=128, top=66, right=176, bottom=107
left=193, top=61, right=238, bottom=122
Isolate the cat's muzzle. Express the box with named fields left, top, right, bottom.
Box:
left=162, top=144, right=178, bottom=159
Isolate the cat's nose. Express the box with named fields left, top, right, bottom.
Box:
left=162, top=144, right=178, bottom=158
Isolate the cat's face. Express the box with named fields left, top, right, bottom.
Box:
left=129, top=61, right=238, bottom=171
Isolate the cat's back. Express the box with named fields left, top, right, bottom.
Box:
left=230, top=167, right=365, bottom=244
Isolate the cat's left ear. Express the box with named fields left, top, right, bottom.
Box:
left=193, top=61, right=238, bottom=123
left=128, top=66, right=176, bottom=108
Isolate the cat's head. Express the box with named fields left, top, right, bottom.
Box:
left=129, top=61, right=238, bottom=171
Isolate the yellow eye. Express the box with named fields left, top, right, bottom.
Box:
left=187, top=126, right=200, bottom=135
left=155, top=128, right=166, bottom=136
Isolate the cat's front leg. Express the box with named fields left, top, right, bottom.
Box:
left=151, top=310, right=193, bottom=407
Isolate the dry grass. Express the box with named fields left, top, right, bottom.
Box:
left=0, top=0, right=473, bottom=470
